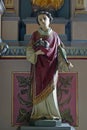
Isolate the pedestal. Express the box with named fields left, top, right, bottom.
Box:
left=71, top=14, right=87, bottom=40
left=29, top=119, right=61, bottom=127
left=2, top=16, right=20, bottom=40
left=20, top=123, right=75, bottom=130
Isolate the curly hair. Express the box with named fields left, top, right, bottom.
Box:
left=36, top=10, right=53, bottom=24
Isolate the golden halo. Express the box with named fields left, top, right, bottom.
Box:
left=32, top=0, right=64, bottom=10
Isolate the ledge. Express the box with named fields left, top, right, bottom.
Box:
left=71, top=13, right=87, bottom=21
left=23, top=17, right=68, bottom=24
left=2, top=16, right=20, bottom=21
left=0, top=46, right=87, bottom=59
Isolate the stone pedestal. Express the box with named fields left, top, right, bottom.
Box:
left=29, top=119, right=61, bottom=127
left=20, top=123, right=75, bottom=130
left=1, top=0, right=20, bottom=41
left=2, top=16, right=20, bottom=40
left=71, top=14, right=87, bottom=40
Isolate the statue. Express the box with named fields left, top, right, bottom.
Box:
left=26, top=10, right=73, bottom=125
left=0, top=0, right=9, bottom=56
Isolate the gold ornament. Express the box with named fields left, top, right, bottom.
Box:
left=32, top=0, right=64, bottom=10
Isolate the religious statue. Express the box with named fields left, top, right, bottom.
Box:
left=26, top=10, right=73, bottom=125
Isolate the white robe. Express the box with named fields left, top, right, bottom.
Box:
left=30, top=86, right=61, bottom=120
left=30, top=69, right=61, bottom=120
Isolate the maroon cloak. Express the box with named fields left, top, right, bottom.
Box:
left=30, top=30, right=60, bottom=104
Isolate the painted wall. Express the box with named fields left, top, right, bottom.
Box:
left=0, top=58, right=87, bottom=130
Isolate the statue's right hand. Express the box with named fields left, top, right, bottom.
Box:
left=35, top=50, right=45, bottom=55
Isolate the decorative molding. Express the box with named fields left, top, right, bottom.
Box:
left=66, top=47, right=87, bottom=59
left=0, top=46, right=87, bottom=59
left=2, top=16, right=20, bottom=21
left=75, top=0, right=84, bottom=9
left=4, top=0, right=14, bottom=13
left=71, top=14, right=87, bottom=21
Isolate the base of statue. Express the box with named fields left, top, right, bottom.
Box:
left=29, top=119, right=61, bottom=127
left=20, top=123, right=75, bottom=130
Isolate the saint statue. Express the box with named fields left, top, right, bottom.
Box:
left=26, top=11, right=73, bottom=124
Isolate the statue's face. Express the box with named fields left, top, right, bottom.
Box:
left=38, top=14, right=50, bottom=31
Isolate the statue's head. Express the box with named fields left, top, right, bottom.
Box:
left=36, top=10, right=53, bottom=25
